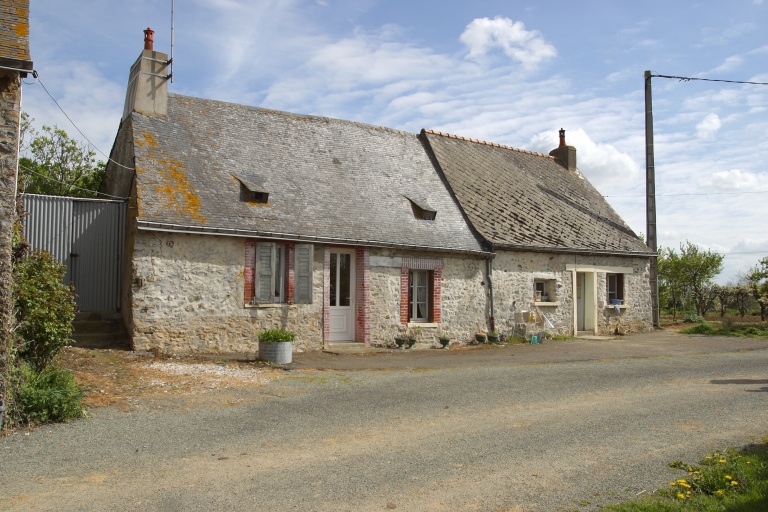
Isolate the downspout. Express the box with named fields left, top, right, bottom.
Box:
left=487, top=249, right=495, bottom=333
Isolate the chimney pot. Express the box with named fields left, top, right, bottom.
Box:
left=558, top=128, right=566, bottom=148
left=143, top=27, right=154, bottom=51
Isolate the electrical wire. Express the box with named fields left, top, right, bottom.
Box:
left=18, top=163, right=129, bottom=200
left=605, top=189, right=768, bottom=198
left=651, top=73, right=768, bottom=86
left=31, top=71, right=134, bottom=171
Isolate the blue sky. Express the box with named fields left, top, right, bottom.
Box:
left=24, top=0, right=768, bottom=283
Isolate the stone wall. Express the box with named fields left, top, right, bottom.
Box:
left=128, top=230, right=652, bottom=354
left=492, top=250, right=652, bottom=337
left=0, top=71, right=22, bottom=399
left=129, top=230, right=323, bottom=355
left=367, top=248, right=487, bottom=346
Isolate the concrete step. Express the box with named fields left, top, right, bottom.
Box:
left=72, top=317, right=130, bottom=350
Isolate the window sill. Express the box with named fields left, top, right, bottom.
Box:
left=245, top=302, right=290, bottom=309
left=407, top=322, right=439, bottom=329
left=534, top=301, right=560, bottom=307
left=604, top=304, right=629, bottom=309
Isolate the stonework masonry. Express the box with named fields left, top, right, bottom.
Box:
left=0, top=71, right=22, bottom=386
left=127, top=229, right=652, bottom=355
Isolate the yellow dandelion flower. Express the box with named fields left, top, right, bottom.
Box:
left=725, top=475, right=732, bottom=480
left=716, top=490, right=725, bottom=495
left=731, top=481, right=739, bottom=486
left=706, top=456, right=712, bottom=459
left=669, top=482, right=676, bottom=486
left=719, top=459, right=726, bottom=463
left=677, top=493, right=686, bottom=499
left=677, top=479, right=687, bottom=484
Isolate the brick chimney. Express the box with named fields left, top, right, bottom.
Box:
left=549, top=128, right=576, bottom=173
left=122, top=27, right=169, bottom=121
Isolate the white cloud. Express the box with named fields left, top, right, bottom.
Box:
left=709, top=55, right=744, bottom=74
left=706, top=169, right=767, bottom=191
left=695, top=113, right=721, bottom=139
left=527, top=128, right=641, bottom=190
left=459, top=17, right=556, bottom=68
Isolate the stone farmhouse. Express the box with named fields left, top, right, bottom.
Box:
left=102, top=31, right=654, bottom=355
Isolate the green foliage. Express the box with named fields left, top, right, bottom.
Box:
left=14, top=251, right=76, bottom=371
left=16, top=363, right=85, bottom=424
left=683, top=313, right=704, bottom=324
left=258, top=328, right=295, bottom=343
left=746, top=256, right=768, bottom=321
left=658, top=241, right=724, bottom=317
left=680, top=321, right=768, bottom=338
left=18, top=115, right=105, bottom=197
left=604, top=442, right=768, bottom=511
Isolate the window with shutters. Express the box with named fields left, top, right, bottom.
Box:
left=245, top=241, right=313, bottom=305
left=607, top=273, right=624, bottom=302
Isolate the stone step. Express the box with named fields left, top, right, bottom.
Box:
left=72, top=317, right=130, bottom=350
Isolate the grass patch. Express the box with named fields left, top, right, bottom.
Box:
left=680, top=322, right=768, bottom=338
left=603, top=439, right=768, bottom=511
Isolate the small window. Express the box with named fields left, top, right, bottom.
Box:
left=607, top=273, right=624, bottom=302
left=409, top=269, right=433, bottom=322
left=534, top=279, right=556, bottom=302
left=234, top=174, right=269, bottom=203
left=406, top=196, right=437, bottom=221
left=243, top=189, right=269, bottom=203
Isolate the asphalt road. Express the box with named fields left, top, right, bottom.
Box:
left=2, top=332, right=768, bottom=511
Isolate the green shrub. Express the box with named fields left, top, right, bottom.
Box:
left=17, top=363, right=85, bottom=424
left=258, top=328, right=295, bottom=343
left=681, top=322, right=715, bottom=335
left=683, top=313, right=704, bottom=323
left=14, top=251, right=76, bottom=371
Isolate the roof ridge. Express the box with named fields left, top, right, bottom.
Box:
left=423, top=129, right=554, bottom=158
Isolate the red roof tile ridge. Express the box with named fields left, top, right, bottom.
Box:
left=423, top=129, right=554, bottom=158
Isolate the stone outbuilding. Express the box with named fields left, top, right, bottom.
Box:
left=102, top=31, right=654, bottom=355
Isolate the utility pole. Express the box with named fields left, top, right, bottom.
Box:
left=644, top=70, right=660, bottom=328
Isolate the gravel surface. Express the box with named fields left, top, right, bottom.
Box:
left=2, top=331, right=768, bottom=511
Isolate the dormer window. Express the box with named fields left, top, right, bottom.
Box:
left=406, top=196, right=437, bottom=221
left=233, top=173, right=269, bottom=204
left=242, top=188, right=269, bottom=204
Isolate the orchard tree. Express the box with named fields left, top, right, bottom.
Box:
left=658, top=247, right=684, bottom=319
left=747, top=257, right=768, bottom=321
left=18, top=115, right=104, bottom=198
left=659, top=241, right=723, bottom=317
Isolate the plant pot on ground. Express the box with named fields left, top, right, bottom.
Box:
left=395, top=336, right=406, bottom=349
left=475, top=332, right=487, bottom=344
left=487, top=331, right=500, bottom=343
left=258, top=328, right=295, bottom=364
left=439, top=336, right=450, bottom=349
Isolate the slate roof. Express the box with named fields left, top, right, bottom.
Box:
left=0, top=0, right=32, bottom=71
left=422, top=130, right=653, bottom=256
left=127, top=94, right=485, bottom=254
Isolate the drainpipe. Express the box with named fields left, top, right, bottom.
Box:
left=487, top=254, right=495, bottom=332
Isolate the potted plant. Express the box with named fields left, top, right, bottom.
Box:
left=437, top=332, right=451, bottom=349
left=258, top=328, right=295, bottom=364
left=394, top=336, right=407, bottom=349
left=475, top=332, right=487, bottom=344
left=487, top=330, right=500, bottom=343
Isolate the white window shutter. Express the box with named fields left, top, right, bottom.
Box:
left=294, top=244, right=314, bottom=304
left=255, top=242, right=275, bottom=302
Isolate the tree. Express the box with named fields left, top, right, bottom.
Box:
left=658, top=247, right=684, bottom=319
left=747, top=257, right=768, bottom=321
left=658, top=241, right=724, bottom=317
left=18, top=115, right=105, bottom=198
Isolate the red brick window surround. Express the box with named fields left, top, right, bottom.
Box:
left=400, top=257, right=442, bottom=324
left=245, top=240, right=313, bottom=305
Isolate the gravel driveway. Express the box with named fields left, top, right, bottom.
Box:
left=2, top=331, right=767, bottom=511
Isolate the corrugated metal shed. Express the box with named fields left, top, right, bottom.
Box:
left=22, top=194, right=126, bottom=312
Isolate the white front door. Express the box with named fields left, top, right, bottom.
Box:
left=329, top=250, right=355, bottom=342
left=576, top=271, right=595, bottom=334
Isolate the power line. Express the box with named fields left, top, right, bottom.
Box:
left=605, top=189, right=768, bottom=198
left=29, top=70, right=134, bottom=171
left=650, top=73, right=768, bottom=86
left=18, top=163, right=128, bottom=200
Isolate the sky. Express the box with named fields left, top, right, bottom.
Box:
left=22, top=0, right=768, bottom=284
